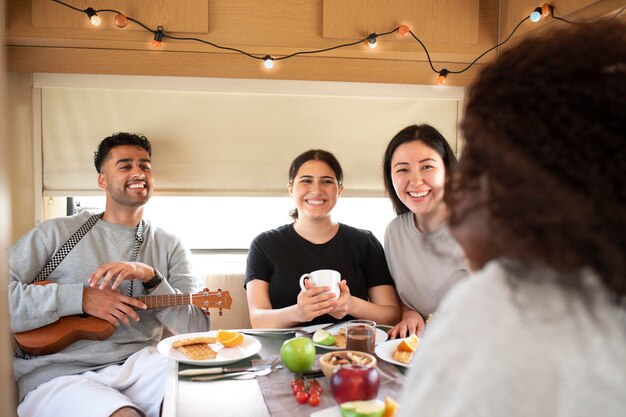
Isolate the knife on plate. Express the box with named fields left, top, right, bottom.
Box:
left=179, top=365, right=270, bottom=377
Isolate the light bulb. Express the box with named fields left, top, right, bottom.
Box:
left=436, top=69, right=449, bottom=86
left=85, top=8, right=101, bottom=27
left=367, top=33, right=378, bottom=49
left=263, top=56, right=274, bottom=69
left=530, top=8, right=542, bottom=22
left=90, top=15, right=102, bottom=26
left=541, top=3, right=552, bottom=16
left=152, top=28, right=164, bottom=48
left=115, top=14, right=128, bottom=28
left=398, top=25, right=410, bottom=37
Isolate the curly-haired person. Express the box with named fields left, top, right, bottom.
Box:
left=398, top=19, right=626, bottom=417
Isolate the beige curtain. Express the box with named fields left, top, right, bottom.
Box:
left=39, top=75, right=462, bottom=196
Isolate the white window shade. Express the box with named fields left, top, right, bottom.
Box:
left=39, top=74, right=463, bottom=197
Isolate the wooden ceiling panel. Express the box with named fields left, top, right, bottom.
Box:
left=323, top=0, right=480, bottom=44
left=32, top=0, right=209, bottom=33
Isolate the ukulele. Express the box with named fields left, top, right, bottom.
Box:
left=14, top=281, right=233, bottom=356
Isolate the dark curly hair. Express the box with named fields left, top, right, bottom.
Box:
left=288, top=149, right=343, bottom=221
left=447, top=20, right=626, bottom=297
left=383, top=124, right=457, bottom=215
left=94, top=132, right=152, bottom=173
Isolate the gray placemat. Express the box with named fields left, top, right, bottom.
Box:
left=254, top=354, right=405, bottom=417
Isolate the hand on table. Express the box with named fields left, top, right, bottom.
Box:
left=387, top=309, right=424, bottom=339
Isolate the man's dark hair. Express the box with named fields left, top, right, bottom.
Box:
left=94, top=132, right=152, bottom=173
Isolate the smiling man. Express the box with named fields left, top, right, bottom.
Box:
left=9, top=132, right=210, bottom=417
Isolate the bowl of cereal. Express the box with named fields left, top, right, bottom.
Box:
left=318, top=350, right=377, bottom=379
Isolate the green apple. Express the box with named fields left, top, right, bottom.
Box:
left=340, top=400, right=386, bottom=417
left=312, top=329, right=336, bottom=346
left=280, top=337, right=316, bottom=372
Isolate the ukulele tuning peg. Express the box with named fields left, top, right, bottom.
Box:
left=218, top=308, right=223, bottom=316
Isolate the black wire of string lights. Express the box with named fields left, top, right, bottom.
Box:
left=51, top=0, right=585, bottom=85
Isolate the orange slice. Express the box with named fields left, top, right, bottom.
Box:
left=216, top=329, right=244, bottom=348
left=396, top=334, right=419, bottom=352
left=383, top=396, right=399, bottom=417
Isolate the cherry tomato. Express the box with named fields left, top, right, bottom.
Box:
left=293, top=383, right=306, bottom=394
left=295, top=391, right=309, bottom=404
left=291, top=378, right=303, bottom=388
left=308, top=393, right=321, bottom=407
left=307, top=381, right=322, bottom=394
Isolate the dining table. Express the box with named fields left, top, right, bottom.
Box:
left=161, top=325, right=409, bottom=417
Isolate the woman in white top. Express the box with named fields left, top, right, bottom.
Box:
left=398, top=20, right=626, bottom=417
left=383, top=124, right=468, bottom=338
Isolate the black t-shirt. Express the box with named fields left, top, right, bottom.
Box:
left=244, top=223, right=394, bottom=326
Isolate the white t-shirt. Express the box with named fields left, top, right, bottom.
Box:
left=398, top=259, right=626, bottom=417
left=384, top=212, right=468, bottom=316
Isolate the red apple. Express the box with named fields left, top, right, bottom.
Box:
left=330, top=364, right=380, bottom=404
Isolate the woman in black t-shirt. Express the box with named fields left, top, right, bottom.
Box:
left=245, top=149, right=401, bottom=328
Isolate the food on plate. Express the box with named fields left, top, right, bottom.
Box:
left=397, top=333, right=419, bottom=352
left=172, top=336, right=217, bottom=348
left=175, top=343, right=217, bottom=360
left=280, top=337, right=316, bottom=372
left=216, top=329, right=244, bottom=348
left=392, top=334, right=419, bottom=364
left=313, top=329, right=336, bottom=346
left=333, top=329, right=347, bottom=348
left=392, top=350, right=413, bottom=364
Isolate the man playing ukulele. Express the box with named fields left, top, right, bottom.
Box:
left=9, top=132, right=210, bottom=417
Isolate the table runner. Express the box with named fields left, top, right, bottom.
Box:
left=255, top=354, right=406, bottom=417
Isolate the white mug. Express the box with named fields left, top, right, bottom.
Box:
left=299, top=269, right=341, bottom=299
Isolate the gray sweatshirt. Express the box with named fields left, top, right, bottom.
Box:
left=9, top=212, right=210, bottom=402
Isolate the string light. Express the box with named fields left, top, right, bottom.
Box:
left=367, top=33, right=378, bottom=49
left=530, top=7, right=542, bottom=23
left=85, top=7, right=101, bottom=27
left=263, top=55, right=274, bottom=69
left=436, top=69, right=449, bottom=86
left=152, top=27, right=164, bottom=48
left=397, top=25, right=410, bottom=37
left=115, top=13, right=128, bottom=28
left=541, top=3, right=553, bottom=16
left=51, top=1, right=579, bottom=85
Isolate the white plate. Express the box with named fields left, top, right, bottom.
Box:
left=296, top=323, right=388, bottom=351
left=374, top=339, right=413, bottom=368
left=157, top=331, right=262, bottom=366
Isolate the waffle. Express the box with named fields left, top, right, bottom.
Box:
left=392, top=349, right=413, bottom=364
left=333, top=333, right=346, bottom=348
left=172, top=336, right=217, bottom=348
left=175, top=343, right=217, bottom=360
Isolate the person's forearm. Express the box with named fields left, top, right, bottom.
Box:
left=249, top=305, right=303, bottom=328
left=348, top=296, right=401, bottom=326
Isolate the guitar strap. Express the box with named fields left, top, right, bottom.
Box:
left=34, top=212, right=104, bottom=282
left=34, top=212, right=145, bottom=297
